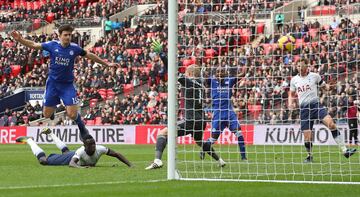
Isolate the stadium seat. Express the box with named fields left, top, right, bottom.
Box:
left=98, top=88, right=106, bottom=95
left=233, top=28, right=242, bottom=34
left=33, top=1, right=40, bottom=10
left=262, top=43, right=272, bottom=55
left=293, top=55, right=300, bottom=62
left=144, top=67, right=151, bottom=75
left=205, top=48, right=216, bottom=57
left=123, top=84, right=134, bottom=94
left=106, top=88, right=115, bottom=96
left=20, top=0, right=25, bottom=7
left=89, top=99, right=98, bottom=108
left=248, top=105, right=262, bottom=119
left=147, top=32, right=155, bottom=38
left=159, top=93, right=168, bottom=98
left=10, top=65, right=21, bottom=77
left=86, top=120, right=95, bottom=125
left=295, top=39, right=304, bottom=48
left=334, top=28, right=341, bottom=35
left=309, top=28, right=318, bottom=38
left=32, top=18, right=41, bottom=30
left=217, top=29, right=226, bottom=35
left=26, top=1, right=33, bottom=10
left=225, top=29, right=233, bottom=34
left=46, top=12, right=55, bottom=23
left=312, top=6, right=322, bottom=15
left=79, top=0, right=87, bottom=6
left=257, top=23, right=265, bottom=34
left=0, top=24, right=5, bottom=31
left=95, top=117, right=102, bottom=125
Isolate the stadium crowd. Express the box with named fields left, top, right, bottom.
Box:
left=0, top=0, right=156, bottom=24
left=0, top=1, right=359, bottom=126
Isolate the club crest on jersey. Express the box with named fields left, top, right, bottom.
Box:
left=297, top=85, right=311, bottom=93
left=69, top=50, right=74, bottom=56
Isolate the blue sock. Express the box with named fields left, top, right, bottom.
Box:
left=236, top=132, right=247, bottom=159
left=74, top=113, right=89, bottom=140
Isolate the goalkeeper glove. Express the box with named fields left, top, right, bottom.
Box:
left=151, top=39, right=163, bottom=54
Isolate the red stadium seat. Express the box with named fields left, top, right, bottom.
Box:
left=159, top=93, right=168, bottom=98
left=248, top=105, right=262, bottom=119
left=26, top=1, right=33, bottom=10
left=334, top=28, right=341, bottom=35
left=217, top=29, right=226, bottom=35
left=309, top=28, right=318, bottom=38
left=123, top=84, right=134, bottom=94
left=32, top=18, right=41, bottom=30
left=20, top=0, right=25, bottom=7
left=233, top=28, right=242, bottom=34
left=106, top=89, right=115, bottom=96
left=89, top=99, right=98, bottom=108
left=86, top=120, right=95, bottom=125
left=11, top=65, right=21, bottom=77
left=257, top=23, right=265, bottom=34
left=80, top=0, right=87, bottom=7
left=33, top=1, right=40, bottom=10
left=293, top=55, right=300, bottom=62
left=95, top=117, right=102, bottom=125
left=46, top=12, right=55, bottom=23
left=225, top=29, right=233, bottom=34
left=147, top=32, right=155, bottom=38
left=95, top=47, right=104, bottom=54
left=205, top=48, right=216, bottom=57
left=262, top=43, right=272, bottom=55
left=295, top=39, right=304, bottom=48
left=312, top=6, right=321, bottom=15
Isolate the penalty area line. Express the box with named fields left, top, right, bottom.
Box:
left=0, top=179, right=167, bottom=190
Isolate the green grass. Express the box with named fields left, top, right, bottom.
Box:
left=1, top=144, right=360, bottom=197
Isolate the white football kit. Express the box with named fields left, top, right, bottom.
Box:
left=72, top=145, right=109, bottom=166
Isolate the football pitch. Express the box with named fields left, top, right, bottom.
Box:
left=1, top=144, right=360, bottom=197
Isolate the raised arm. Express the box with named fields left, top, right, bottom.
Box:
left=84, top=51, right=117, bottom=67
left=106, top=148, right=133, bottom=167
left=11, top=31, right=42, bottom=50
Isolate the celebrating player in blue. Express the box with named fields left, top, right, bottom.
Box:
left=201, top=67, right=247, bottom=161
left=16, top=128, right=132, bottom=168
left=10, top=25, right=117, bottom=140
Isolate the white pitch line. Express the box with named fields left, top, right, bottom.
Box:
left=0, top=179, right=167, bottom=190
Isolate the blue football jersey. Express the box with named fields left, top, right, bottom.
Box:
left=41, top=41, right=86, bottom=82
left=210, top=77, right=237, bottom=111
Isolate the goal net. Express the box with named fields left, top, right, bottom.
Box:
left=171, top=0, right=360, bottom=183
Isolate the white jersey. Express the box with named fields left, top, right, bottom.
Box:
left=72, top=145, right=108, bottom=166
left=290, top=72, right=325, bottom=106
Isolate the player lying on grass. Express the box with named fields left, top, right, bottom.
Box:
left=16, top=128, right=132, bottom=168
left=288, top=59, right=356, bottom=163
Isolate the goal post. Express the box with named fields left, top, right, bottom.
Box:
left=168, top=0, right=360, bottom=184
left=167, top=0, right=178, bottom=180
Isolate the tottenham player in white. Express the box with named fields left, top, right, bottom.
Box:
left=288, top=59, right=356, bottom=163
left=16, top=128, right=132, bottom=168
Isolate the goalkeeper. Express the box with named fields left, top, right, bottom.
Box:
left=145, top=40, right=225, bottom=170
